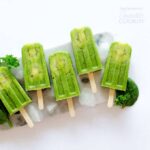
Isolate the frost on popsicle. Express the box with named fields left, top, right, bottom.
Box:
left=49, top=51, right=80, bottom=117
left=22, top=43, right=50, bottom=91
left=101, top=42, right=132, bottom=108
left=0, top=67, right=32, bottom=115
left=71, top=27, right=102, bottom=75
left=0, top=67, right=34, bottom=127
left=101, top=42, right=132, bottom=91
left=49, top=51, right=80, bottom=101
left=22, top=43, right=50, bottom=110
left=71, top=27, right=102, bottom=93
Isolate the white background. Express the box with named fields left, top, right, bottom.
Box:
left=0, top=0, right=149, bottom=150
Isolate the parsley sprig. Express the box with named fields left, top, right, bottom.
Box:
left=0, top=55, right=19, bottom=69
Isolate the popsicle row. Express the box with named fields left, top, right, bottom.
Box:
left=0, top=27, right=132, bottom=128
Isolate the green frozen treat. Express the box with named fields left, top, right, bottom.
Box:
left=49, top=51, right=80, bottom=101
left=101, top=42, right=132, bottom=91
left=70, top=27, right=102, bottom=75
left=22, top=43, right=50, bottom=91
left=0, top=67, right=31, bottom=115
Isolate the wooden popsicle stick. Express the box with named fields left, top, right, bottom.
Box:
left=107, top=89, right=115, bottom=108
left=37, top=90, right=44, bottom=110
left=20, top=108, right=34, bottom=128
left=88, top=72, right=97, bottom=93
left=67, top=98, right=75, bottom=117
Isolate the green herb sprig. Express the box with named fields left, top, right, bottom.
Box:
left=115, top=78, right=139, bottom=108
left=0, top=55, right=19, bottom=69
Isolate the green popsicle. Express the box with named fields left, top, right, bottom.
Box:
left=0, top=67, right=34, bottom=127
left=101, top=42, right=132, bottom=107
left=49, top=51, right=80, bottom=117
left=22, top=43, right=50, bottom=110
left=71, top=27, right=102, bottom=93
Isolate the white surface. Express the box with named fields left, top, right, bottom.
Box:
left=0, top=0, right=149, bottom=150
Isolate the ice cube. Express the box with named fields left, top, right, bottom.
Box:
left=46, top=102, right=58, bottom=115
left=26, top=103, right=43, bottom=122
